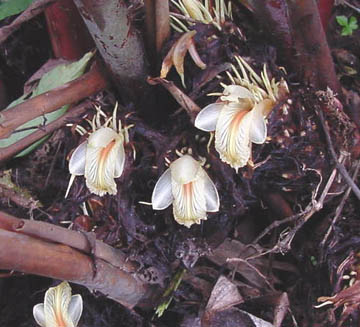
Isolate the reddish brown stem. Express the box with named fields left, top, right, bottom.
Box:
left=250, top=0, right=340, bottom=95
left=287, top=0, right=340, bottom=93
left=45, top=0, right=94, bottom=60
left=0, top=63, right=107, bottom=139
left=0, top=211, right=158, bottom=308
left=155, top=0, right=170, bottom=54
left=0, top=229, right=148, bottom=308
left=0, top=101, right=92, bottom=163
left=0, top=211, right=138, bottom=273
left=317, top=0, right=334, bottom=31
left=0, top=0, right=56, bottom=44
left=145, top=0, right=156, bottom=62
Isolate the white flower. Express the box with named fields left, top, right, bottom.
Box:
left=194, top=56, right=288, bottom=171
left=65, top=103, right=128, bottom=197
left=152, top=155, right=220, bottom=228
left=33, top=281, right=83, bottom=327
left=195, top=85, right=272, bottom=171
left=171, top=0, right=232, bottom=32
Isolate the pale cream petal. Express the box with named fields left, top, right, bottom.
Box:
left=114, top=137, right=125, bottom=178
left=87, top=127, right=118, bottom=148
left=171, top=169, right=207, bottom=228
left=215, top=103, right=253, bottom=170
left=202, top=171, right=220, bottom=212
left=182, top=0, right=205, bottom=21
left=44, top=282, right=74, bottom=327
left=170, top=155, right=201, bottom=184
left=194, top=103, right=223, bottom=132
left=249, top=101, right=267, bottom=144
left=221, top=85, right=254, bottom=102
left=33, top=303, right=46, bottom=327
left=68, top=295, right=83, bottom=327
left=69, top=141, right=87, bottom=176
left=152, top=168, right=174, bottom=210
left=85, top=136, right=123, bottom=196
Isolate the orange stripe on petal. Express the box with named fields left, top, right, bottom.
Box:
left=97, top=140, right=116, bottom=188
left=228, top=110, right=249, bottom=161
left=183, top=182, right=193, bottom=218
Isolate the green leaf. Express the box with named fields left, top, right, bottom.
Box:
left=349, top=16, right=358, bottom=30
left=336, top=15, right=348, bottom=27
left=341, top=26, right=352, bottom=36
left=0, top=51, right=94, bottom=157
left=0, top=0, right=35, bottom=21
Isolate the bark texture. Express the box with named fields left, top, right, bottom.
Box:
left=73, top=0, right=150, bottom=104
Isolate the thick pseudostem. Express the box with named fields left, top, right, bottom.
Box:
left=0, top=211, right=157, bottom=309
left=249, top=0, right=340, bottom=94
left=73, top=0, right=150, bottom=105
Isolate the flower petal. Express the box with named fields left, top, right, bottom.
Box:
left=87, top=127, right=119, bottom=148
left=114, top=138, right=126, bottom=178
left=170, top=154, right=201, bottom=184
left=172, top=168, right=207, bottom=228
left=221, top=85, right=254, bottom=102
left=33, top=304, right=46, bottom=327
left=182, top=0, right=205, bottom=21
left=152, top=168, right=174, bottom=210
left=194, top=103, right=224, bottom=132
left=215, top=103, right=253, bottom=170
left=69, top=141, right=87, bottom=176
left=85, top=135, right=123, bottom=196
left=44, top=282, right=74, bottom=327
left=203, top=172, right=220, bottom=212
left=68, top=294, right=83, bottom=327
left=249, top=101, right=267, bottom=144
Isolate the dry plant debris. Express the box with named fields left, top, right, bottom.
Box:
left=1, top=0, right=360, bottom=326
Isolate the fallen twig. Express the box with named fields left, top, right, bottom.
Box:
left=148, top=77, right=201, bottom=122
left=0, top=0, right=56, bottom=44
left=320, top=160, right=360, bottom=251
left=250, top=156, right=343, bottom=255
left=317, top=109, right=360, bottom=200
left=0, top=63, right=107, bottom=139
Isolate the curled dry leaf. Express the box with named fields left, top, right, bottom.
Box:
left=160, top=30, right=206, bottom=87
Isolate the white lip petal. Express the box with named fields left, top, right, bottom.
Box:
left=44, top=282, right=74, bottom=327
left=194, top=103, right=224, bottom=132
left=171, top=173, right=207, bottom=228
left=249, top=101, right=267, bottom=144
left=68, top=294, right=83, bottom=327
left=170, top=155, right=201, bottom=184
left=215, top=103, right=253, bottom=170
left=221, top=85, right=254, bottom=102
left=87, top=127, right=118, bottom=148
left=85, top=136, right=123, bottom=196
left=203, top=172, right=220, bottom=212
left=33, top=303, right=46, bottom=327
left=69, top=141, right=87, bottom=176
left=114, top=138, right=125, bottom=178
left=152, top=168, right=174, bottom=210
